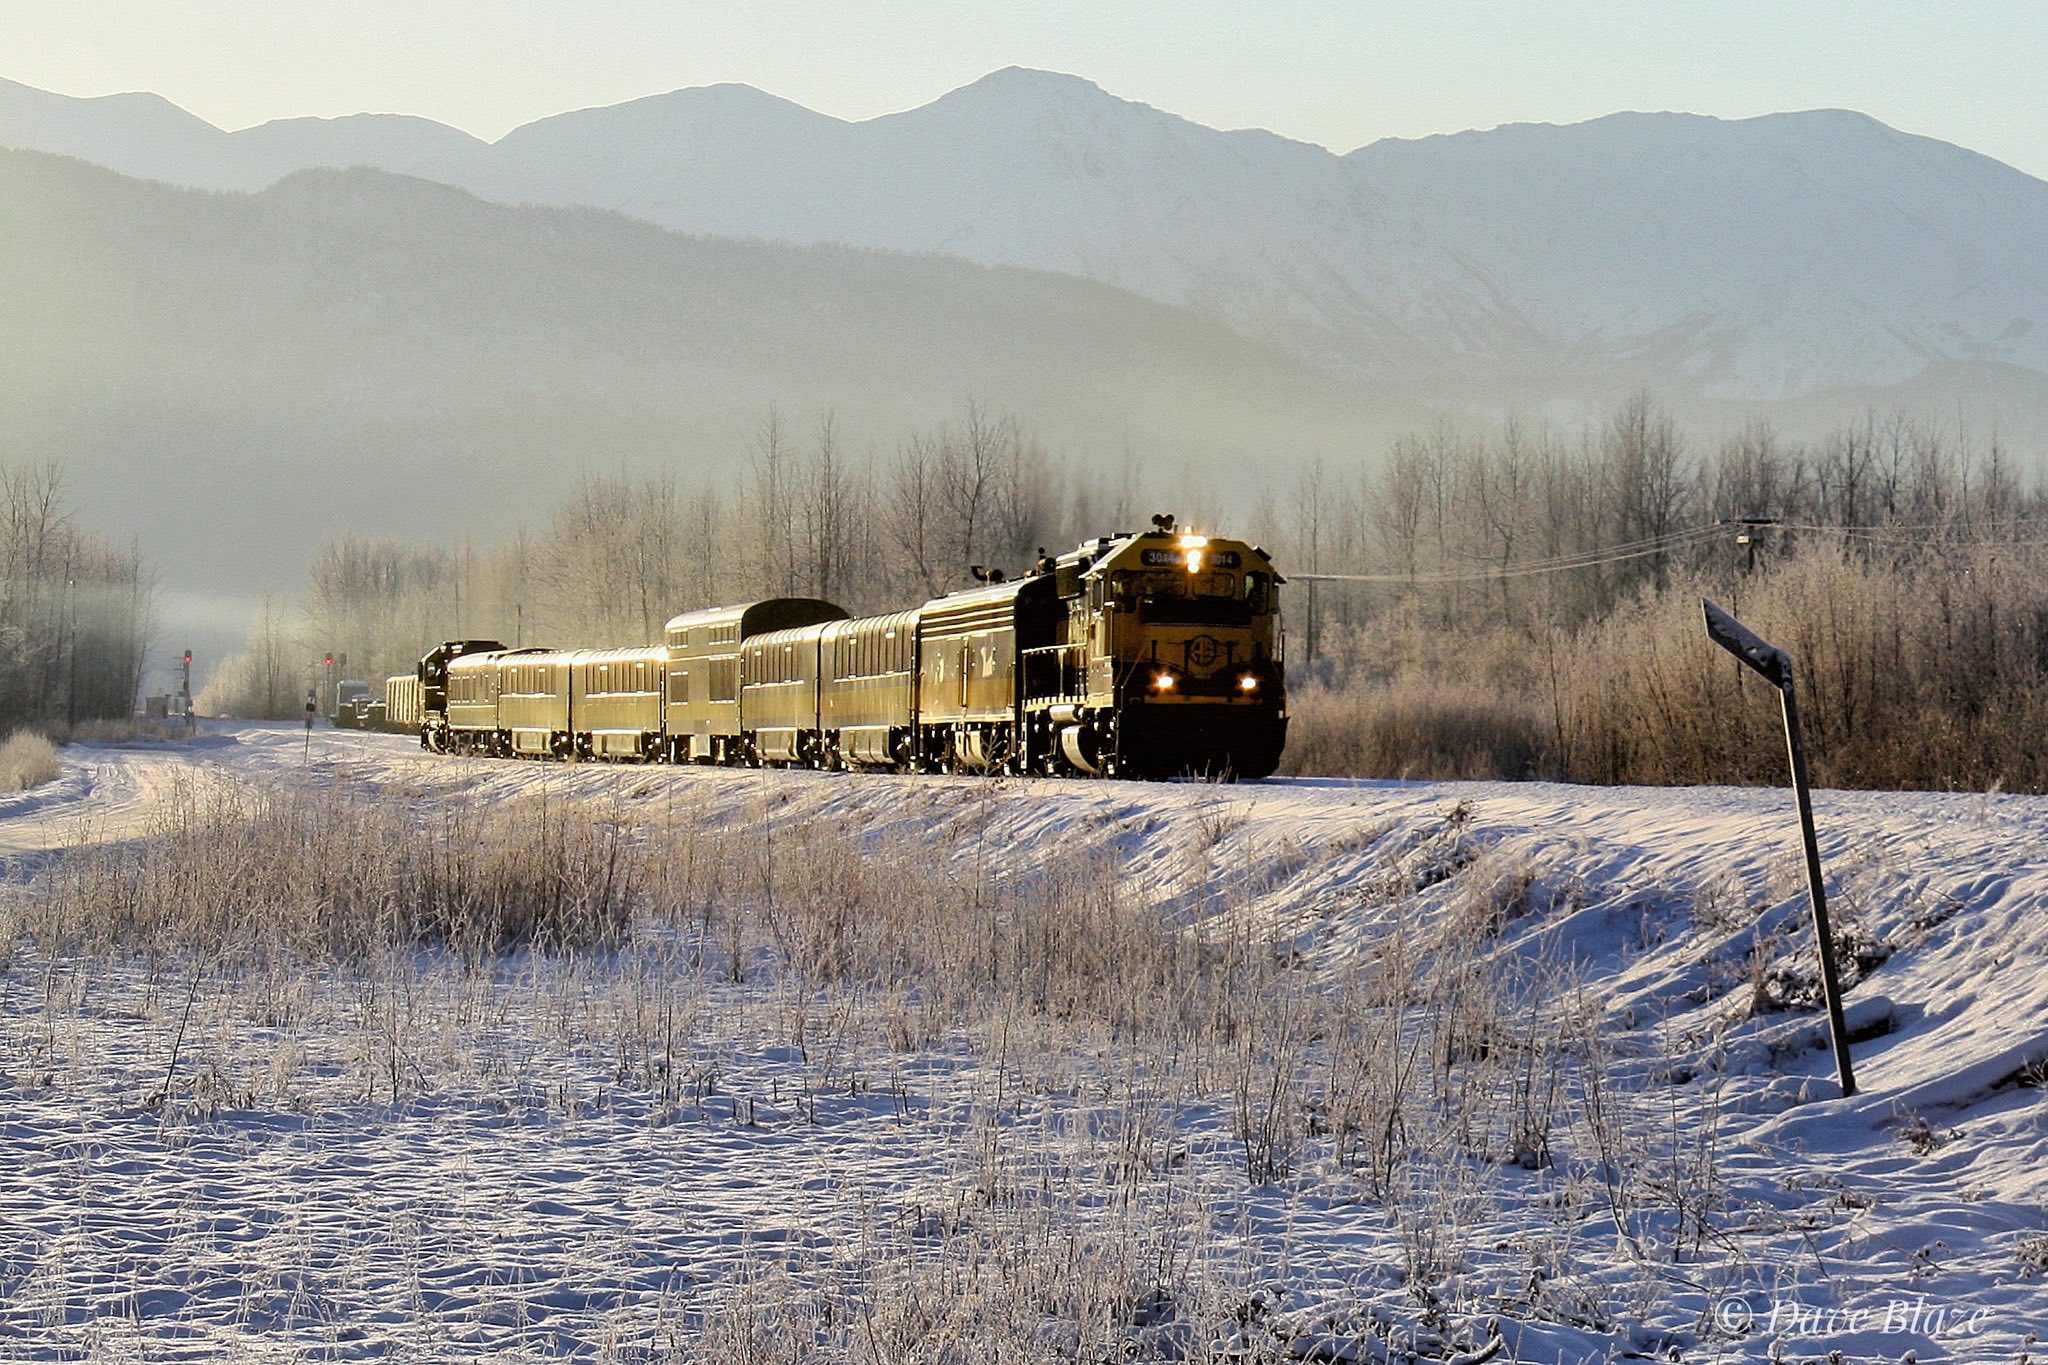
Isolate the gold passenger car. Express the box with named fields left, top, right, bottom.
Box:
left=496, top=649, right=570, bottom=756
left=567, top=647, right=667, bottom=759
left=819, top=610, right=918, bottom=769
left=444, top=651, right=508, bottom=747
left=915, top=576, right=1061, bottom=771
left=664, top=599, right=846, bottom=762
left=739, top=625, right=830, bottom=765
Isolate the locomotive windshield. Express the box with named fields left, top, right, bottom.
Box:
left=1102, top=570, right=1242, bottom=626
left=1105, top=566, right=1271, bottom=626
left=1138, top=595, right=1255, bottom=626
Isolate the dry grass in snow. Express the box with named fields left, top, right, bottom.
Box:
left=2, top=724, right=2046, bottom=1361
left=0, top=730, right=61, bottom=793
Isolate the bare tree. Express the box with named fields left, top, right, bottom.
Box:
left=751, top=405, right=799, bottom=596
left=0, top=457, right=152, bottom=728
left=1288, top=459, right=1327, bottom=663
left=799, top=413, right=856, bottom=601
left=1370, top=438, right=1428, bottom=585
left=628, top=475, right=683, bottom=640
left=884, top=430, right=945, bottom=597
left=937, top=401, right=1006, bottom=577
left=1475, top=418, right=1535, bottom=620
left=1600, top=390, right=1687, bottom=588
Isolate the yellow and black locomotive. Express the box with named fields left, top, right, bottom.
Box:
left=397, top=518, right=1287, bottom=779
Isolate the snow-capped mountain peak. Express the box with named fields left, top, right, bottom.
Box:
left=2, top=69, right=2044, bottom=414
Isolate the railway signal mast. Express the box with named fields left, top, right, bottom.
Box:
left=1702, top=598, right=1857, bottom=1097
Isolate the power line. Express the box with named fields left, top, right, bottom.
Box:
left=1291, top=524, right=1722, bottom=585
left=1290, top=515, right=2048, bottom=587
left=1776, top=520, right=2048, bottom=549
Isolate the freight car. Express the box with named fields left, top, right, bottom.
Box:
left=390, top=520, right=1287, bottom=779
left=383, top=673, right=423, bottom=733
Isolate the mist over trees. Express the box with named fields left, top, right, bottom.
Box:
left=204, top=401, right=1112, bottom=716
left=1, top=150, right=1394, bottom=609
left=207, top=392, right=2048, bottom=794
left=0, top=458, right=153, bottom=731
left=1280, top=396, right=2048, bottom=790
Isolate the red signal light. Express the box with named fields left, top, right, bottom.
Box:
left=324, top=654, right=335, bottom=667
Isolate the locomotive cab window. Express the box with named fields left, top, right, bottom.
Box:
left=1246, top=572, right=1273, bottom=615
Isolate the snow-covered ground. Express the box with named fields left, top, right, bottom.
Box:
left=2, top=721, right=2046, bottom=1361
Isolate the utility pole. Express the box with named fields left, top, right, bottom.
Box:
left=65, top=575, right=77, bottom=727
left=1730, top=516, right=1779, bottom=575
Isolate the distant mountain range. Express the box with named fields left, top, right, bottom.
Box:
left=6, top=67, right=2048, bottom=417
left=6, top=68, right=2048, bottom=681
left=0, top=148, right=1396, bottom=660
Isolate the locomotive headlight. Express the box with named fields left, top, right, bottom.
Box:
left=1186, top=549, right=1203, bottom=573
left=1179, top=533, right=1208, bottom=574
left=1238, top=674, right=1260, bottom=693
left=1151, top=671, right=1176, bottom=692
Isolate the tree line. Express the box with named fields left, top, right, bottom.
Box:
left=204, top=401, right=1146, bottom=715
left=204, top=393, right=2048, bottom=793
left=0, top=458, right=154, bottom=733
left=1274, top=395, right=2048, bottom=790
left=1263, top=394, right=2031, bottom=653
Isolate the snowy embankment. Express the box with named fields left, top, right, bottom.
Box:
left=1, top=721, right=2045, bottom=1361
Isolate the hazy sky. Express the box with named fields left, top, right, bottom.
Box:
left=7, top=1, right=2047, bottom=178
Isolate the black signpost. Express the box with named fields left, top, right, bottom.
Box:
left=1702, top=599, right=1857, bottom=1096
